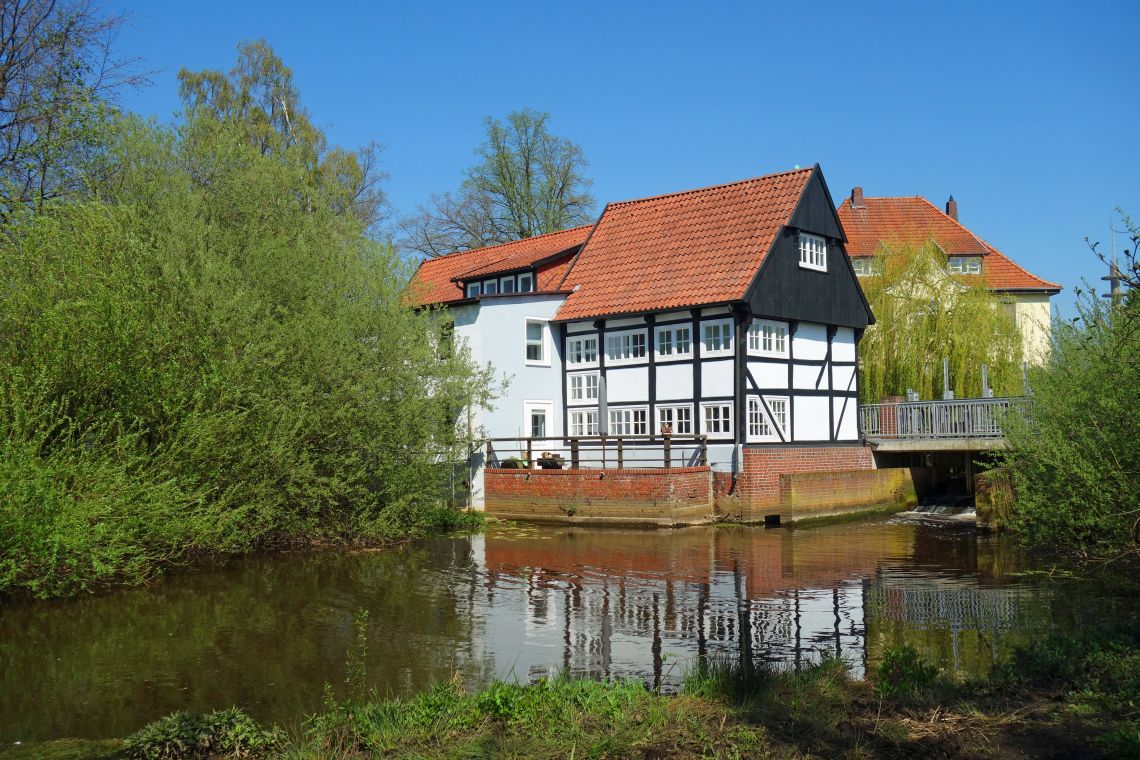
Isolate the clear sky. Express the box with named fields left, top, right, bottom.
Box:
left=108, top=0, right=1137, bottom=316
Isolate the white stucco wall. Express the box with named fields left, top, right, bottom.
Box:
left=1009, top=293, right=1052, bottom=364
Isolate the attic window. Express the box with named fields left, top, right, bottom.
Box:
left=466, top=282, right=481, bottom=298
left=518, top=272, right=534, bottom=292
left=948, top=256, right=982, bottom=275
left=799, top=233, right=827, bottom=272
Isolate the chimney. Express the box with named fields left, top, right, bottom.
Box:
left=851, top=186, right=864, bottom=208
left=946, top=195, right=958, bottom=220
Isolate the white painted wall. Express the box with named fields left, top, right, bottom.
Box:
left=607, top=366, right=649, bottom=403
left=793, top=363, right=828, bottom=391
left=701, top=359, right=735, bottom=398
left=749, top=361, right=788, bottom=389
left=792, top=323, right=828, bottom=360
left=832, top=327, right=856, bottom=362
left=655, top=362, right=693, bottom=400
left=831, top=364, right=856, bottom=394
left=793, top=396, right=830, bottom=441
left=832, top=397, right=859, bottom=441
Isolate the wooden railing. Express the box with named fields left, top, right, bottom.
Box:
left=859, top=397, right=1021, bottom=441
left=484, top=434, right=709, bottom=470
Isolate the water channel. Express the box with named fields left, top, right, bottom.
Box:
left=2, top=514, right=1136, bottom=742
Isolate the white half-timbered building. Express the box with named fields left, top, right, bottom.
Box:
left=409, top=165, right=876, bottom=509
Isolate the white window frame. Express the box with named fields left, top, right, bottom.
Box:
left=525, top=318, right=550, bottom=367
left=608, top=406, right=649, bottom=436
left=500, top=275, right=516, bottom=294
left=656, top=404, right=693, bottom=435
left=948, top=256, right=982, bottom=275
left=518, top=272, right=534, bottom=292
left=465, top=282, right=481, bottom=298
left=701, top=318, right=734, bottom=357
left=747, top=319, right=789, bottom=358
left=569, top=408, right=599, bottom=437
left=567, top=371, right=599, bottom=405
left=523, top=400, right=554, bottom=441
left=799, top=232, right=827, bottom=272
left=604, top=328, right=648, bottom=365
left=655, top=324, right=693, bottom=360
left=565, top=334, right=599, bottom=368
left=700, top=401, right=733, bottom=436
left=746, top=395, right=788, bottom=442
left=483, top=279, right=498, bottom=295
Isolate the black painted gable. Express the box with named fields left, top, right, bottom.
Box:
left=744, top=166, right=874, bottom=329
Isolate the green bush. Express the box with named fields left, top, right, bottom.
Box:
left=875, top=645, right=941, bottom=698
left=124, top=708, right=281, bottom=759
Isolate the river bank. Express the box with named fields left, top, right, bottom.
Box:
left=6, top=625, right=1138, bottom=759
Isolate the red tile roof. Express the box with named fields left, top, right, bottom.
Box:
left=553, top=168, right=814, bottom=321
left=406, top=225, right=592, bottom=306
left=837, top=196, right=1059, bottom=292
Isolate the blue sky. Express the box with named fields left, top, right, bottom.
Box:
left=109, top=0, right=1137, bottom=316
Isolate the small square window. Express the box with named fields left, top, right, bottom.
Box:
left=700, top=403, right=733, bottom=436
left=747, top=320, right=788, bottom=358
left=500, top=276, right=516, bottom=294
left=566, top=335, right=598, bottom=366
left=657, top=405, right=693, bottom=435
left=518, top=272, right=534, bottom=292
left=799, top=233, right=827, bottom=271
left=483, top=280, right=498, bottom=295
left=465, top=282, right=481, bottom=298
left=570, top=409, right=598, bottom=436
left=655, top=325, right=692, bottom=358
left=701, top=319, right=733, bottom=355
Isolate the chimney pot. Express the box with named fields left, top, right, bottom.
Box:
left=851, top=186, right=864, bottom=208
left=946, top=195, right=958, bottom=220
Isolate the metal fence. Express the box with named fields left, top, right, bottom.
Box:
left=485, top=434, right=709, bottom=470
left=859, top=397, right=1021, bottom=440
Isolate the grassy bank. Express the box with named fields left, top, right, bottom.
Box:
left=6, top=627, right=1137, bottom=760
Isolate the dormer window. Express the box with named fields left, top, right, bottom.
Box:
left=799, top=233, right=827, bottom=271
left=465, top=282, right=481, bottom=298
left=518, top=272, right=534, bottom=292
left=948, top=256, right=982, bottom=275
left=483, top=280, right=498, bottom=295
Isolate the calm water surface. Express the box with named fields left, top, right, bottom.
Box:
left=2, top=515, right=1136, bottom=742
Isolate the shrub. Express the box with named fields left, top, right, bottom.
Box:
left=875, top=645, right=941, bottom=698
left=124, top=708, right=281, bottom=759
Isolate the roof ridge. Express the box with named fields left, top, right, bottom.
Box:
left=608, top=166, right=813, bottom=208
left=427, top=223, right=595, bottom=262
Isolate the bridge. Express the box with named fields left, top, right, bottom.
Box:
left=858, top=397, right=1020, bottom=452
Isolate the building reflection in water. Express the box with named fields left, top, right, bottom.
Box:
left=471, top=521, right=1051, bottom=688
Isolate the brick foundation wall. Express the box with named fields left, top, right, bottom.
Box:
left=485, top=467, right=715, bottom=526
left=714, top=445, right=913, bottom=522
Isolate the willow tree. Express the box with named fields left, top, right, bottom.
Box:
left=858, top=241, right=1025, bottom=402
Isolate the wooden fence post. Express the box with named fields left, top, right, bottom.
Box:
left=617, top=438, right=624, bottom=470
left=663, top=435, right=671, bottom=469
left=526, top=437, right=532, bottom=468
left=570, top=438, right=580, bottom=469
left=699, top=436, right=708, bottom=467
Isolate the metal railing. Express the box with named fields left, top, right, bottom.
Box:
left=859, top=397, right=1021, bottom=441
left=484, top=434, right=709, bottom=470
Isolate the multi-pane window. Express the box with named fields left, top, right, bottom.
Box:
left=655, top=325, right=692, bottom=358
left=609, top=407, right=648, bottom=436
left=701, top=403, right=733, bottom=435
left=465, top=282, right=481, bottom=298
left=605, top=329, right=648, bottom=363
left=569, top=409, right=598, bottom=436
left=518, top=272, right=534, bottom=292
left=747, top=320, right=788, bottom=357
left=525, top=319, right=546, bottom=363
left=568, top=372, right=599, bottom=402
left=948, top=256, right=982, bottom=275
left=657, top=405, right=693, bottom=435
left=799, top=233, right=827, bottom=271
left=566, top=335, right=598, bottom=366
left=530, top=408, right=547, bottom=437
left=701, top=319, right=733, bottom=355
left=748, top=396, right=789, bottom=441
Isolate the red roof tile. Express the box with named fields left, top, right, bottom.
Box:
left=837, top=196, right=1059, bottom=292
left=406, top=225, right=592, bottom=306
left=553, top=168, right=814, bottom=321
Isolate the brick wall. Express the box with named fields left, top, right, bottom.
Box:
left=485, top=467, right=715, bottom=526
left=715, top=445, right=894, bottom=522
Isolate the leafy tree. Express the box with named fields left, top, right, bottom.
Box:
left=402, top=109, right=594, bottom=257
left=857, top=241, right=1025, bottom=402
left=1000, top=215, right=1139, bottom=559
left=0, top=0, right=143, bottom=219
left=178, top=40, right=387, bottom=231
left=0, top=78, right=491, bottom=597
